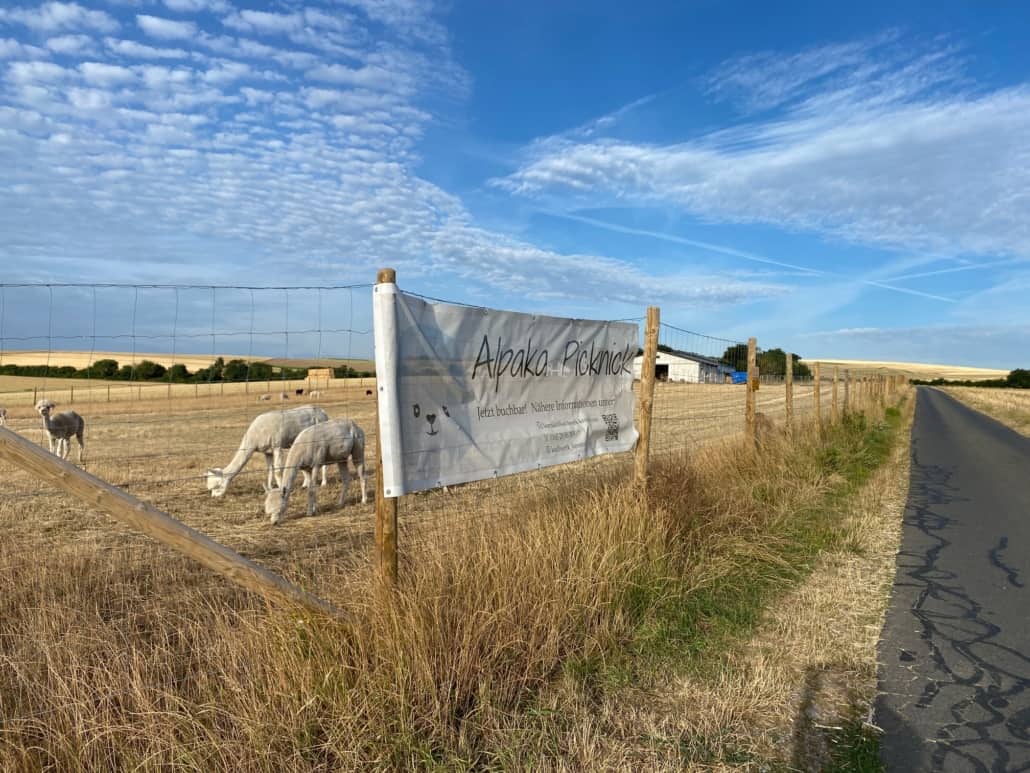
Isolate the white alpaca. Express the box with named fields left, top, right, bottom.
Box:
left=264, top=418, right=367, bottom=525
left=0, top=407, right=6, bottom=426
left=35, top=399, right=85, bottom=462
left=257, top=394, right=272, bottom=402
left=308, top=390, right=321, bottom=398
left=206, top=406, right=330, bottom=497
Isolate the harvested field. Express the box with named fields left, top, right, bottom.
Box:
left=810, top=357, right=1007, bottom=381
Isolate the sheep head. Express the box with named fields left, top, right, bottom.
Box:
left=264, top=484, right=287, bottom=524
left=206, top=469, right=228, bottom=497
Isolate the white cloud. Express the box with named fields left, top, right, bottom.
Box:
left=8, top=60, right=71, bottom=84
left=80, top=61, right=135, bottom=86
left=498, top=38, right=1030, bottom=263
left=0, top=2, right=119, bottom=33
left=0, top=38, right=49, bottom=59
left=104, top=37, right=189, bottom=59
left=306, top=63, right=406, bottom=92
left=163, top=0, right=229, bottom=12
left=136, top=14, right=197, bottom=40
left=46, top=34, right=95, bottom=55
left=0, top=0, right=778, bottom=313
left=222, top=10, right=303, bottom=35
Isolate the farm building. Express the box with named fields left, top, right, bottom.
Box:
left=632, top=349, right=734, bottom=384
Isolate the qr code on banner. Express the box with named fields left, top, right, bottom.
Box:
left=602, top=414, right=619, bottom=441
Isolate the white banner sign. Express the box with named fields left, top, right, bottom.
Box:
left=374, top=285, right=639, bottom=496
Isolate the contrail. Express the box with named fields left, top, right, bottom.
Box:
left=549, top=211, right=956, bottom=303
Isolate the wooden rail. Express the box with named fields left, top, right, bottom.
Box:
left=0, top=425, right=345, bottom=621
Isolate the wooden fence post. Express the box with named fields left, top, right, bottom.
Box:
left=745, top=337, right=757, bottom=446
left=32, top=386, right=37, bottom=406
left=843, top=369, right=851, bottom=413
left=785, top=352, right=793, bottom=428
left=832, top=366, right=839, bottom=423
left=0, top=425, right=344, bottom=620
left=374, top=268, right=399, bottom=588
left=635, top=306, right=660, bottom=487
left=813, top=362, right=822, bottom=427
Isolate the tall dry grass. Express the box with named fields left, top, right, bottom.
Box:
left=0, top=390, right=906, bottom=770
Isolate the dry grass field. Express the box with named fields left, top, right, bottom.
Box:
left=0, top=349, right=374, bottom=372
left=0, top=374, right=904, bottom=769
left=810, top=357, right=1007, bottom=381
left=941, top=387, right=1030, bottom=436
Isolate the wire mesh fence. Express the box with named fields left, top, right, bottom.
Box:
left=0, top=281, right=903, bottom=731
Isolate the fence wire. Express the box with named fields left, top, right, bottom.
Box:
left=0, top=282, right=895, bottom=730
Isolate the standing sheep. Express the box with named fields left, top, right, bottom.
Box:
left=206, top=406, right=330, bottom=497
left=264, top=419, right=367, bottom=525
left=35, top=399, right=85, bottom=462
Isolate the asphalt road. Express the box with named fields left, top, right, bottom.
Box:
left=877, top=387, right=1030, bottom=771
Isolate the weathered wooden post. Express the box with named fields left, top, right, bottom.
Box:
left=746, top=337, right=757, bottom=446
left=813, top=362, right=822, bottom=427
left=785, top=352, right=794, bottom=428
left=634, top=306, right=660, bottom=487
left=374, top=268, right=399, bottom=587
left=832, top=366, right=840, bottom=423
left=843, top=369, right=851, bottom=413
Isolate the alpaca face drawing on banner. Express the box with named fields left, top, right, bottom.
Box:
left=412, top=402, right=453, bottom=436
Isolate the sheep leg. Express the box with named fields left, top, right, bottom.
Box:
left=272, top=447, right=285, bottom=488
left=264, top=452, right=276, bottom=489
left=306, top=474, right=318, bottom=516
left=336, top=461, right=349, bottom=506
left=355, top=458, right=367, bottom=504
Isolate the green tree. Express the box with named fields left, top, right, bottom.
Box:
left=1007, top=368, right=1030, bottom=388
left=222, top=359, right=250, bottom=382
left=168, top=363, right=190, bottom=382
left=135, top=360, right=166, bottom=380
left=720, top=344, right=749, bottom=372
left=91, top=359, right=119, bottom=378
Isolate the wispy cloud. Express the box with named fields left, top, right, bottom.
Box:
left=497, top=34, right=1030, bottom=265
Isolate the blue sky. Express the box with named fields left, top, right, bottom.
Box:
left=1, top=0, right=1028, bottom=367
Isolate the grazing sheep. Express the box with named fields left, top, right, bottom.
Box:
left=257, top=394, right=272, bottom=401
left=35, top=399, right=85, bottom=462
left=0, top=407, right=6, bottom=426
left=206, top=406, right=330, bottom=497
left=264, top=418, right=367, bottom=525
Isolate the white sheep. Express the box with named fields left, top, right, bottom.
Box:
left=206, top=405, right=330, bottom=497
left=264, top=418, right=367, bottom=525
left=35, top=399, right=85, bottom=462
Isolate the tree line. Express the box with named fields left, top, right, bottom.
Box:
left=910, top=369, right=1030, bottom=389
left=718, top=345, right=813, bottom=379
left=0, top=357, right=373, bottom=383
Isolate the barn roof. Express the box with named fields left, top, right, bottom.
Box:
left=636, top=349, right=733, bottom=371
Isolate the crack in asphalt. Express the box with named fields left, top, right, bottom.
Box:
left=877, top=389, right=1030, bottom=772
